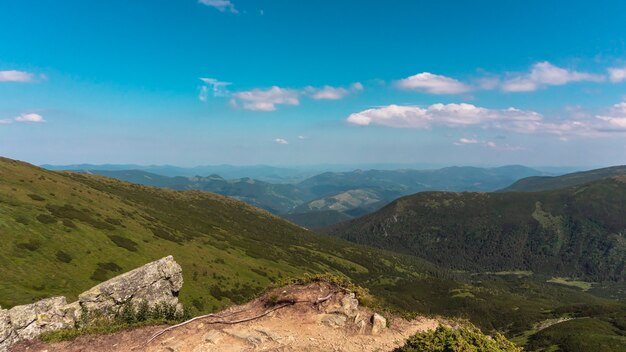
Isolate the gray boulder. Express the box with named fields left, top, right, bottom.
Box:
left=0, top=297, right=76, bottom=352
left=78, top=255, right=183, bottom=314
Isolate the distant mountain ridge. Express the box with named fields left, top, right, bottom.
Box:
left=500, top=165, right=626, bottom=192
left=65, top=165, right=547, bottom=228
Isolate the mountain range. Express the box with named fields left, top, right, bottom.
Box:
left=2, top=157, right=625, bottom=351
left=51, top=165, right=549, bottom=228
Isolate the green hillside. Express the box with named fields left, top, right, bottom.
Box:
left=2, top=157, right=624, bottom=351
left=501, top=165, right=626, bottom=192
left=325, top=177, right=626, bottom=282
left=3, top=157, right=433, bottom=312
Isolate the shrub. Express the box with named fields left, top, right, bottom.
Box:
left=107, top=235, right=138, bottom=252
left=16, top=239, right=41, bottom=252
left=56, top=250, right=73, bottom=263
left=395, top=325, right=521, bottom=352
left=14, top=216, right=29, bottom=225
left=27, top=194, right=45, bottom=201
left=36, top=214, right=56, bottom=224
left=40, top=300, right=185, bottom=343
left=62, top=219, right=77, bottom=228
left=90, top=262, right=122, bottom=281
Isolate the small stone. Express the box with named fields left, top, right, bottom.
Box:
left=371, top=313, right=386, bottom=335
left=223, top=328, right=267, bottom=346
left=203, top=330, right=225, bottom=344
left=356, top=319, right=367, bottom=334
left=321, top=314, right=347, bottom=327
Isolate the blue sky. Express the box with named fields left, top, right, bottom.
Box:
left=2, top=0, right=626, bottom=167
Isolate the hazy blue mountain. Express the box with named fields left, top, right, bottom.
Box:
left=42, top=164, right=319, bottom=183
left=68, top=165, right=547, bottom=229
left=297, top=165, right=545, bottom=198
left=78, top=169, right=312, bottom=214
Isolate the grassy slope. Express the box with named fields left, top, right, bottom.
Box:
left=325, top=178, right=626, bottom=282
left=1, top=157, right=624, bottom=350
left=1, top=157, right=459, bottom=313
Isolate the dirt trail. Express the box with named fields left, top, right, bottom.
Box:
left=14, top=283, right=439, bottom=352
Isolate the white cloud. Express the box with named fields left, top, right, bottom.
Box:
left=274, top=138, right=288, bottom=145
left=348, top=101, right=626, bottom=138
left=0, top=119, right=13, bottom=124
left=199, top=77, right=231, bottom=101
left=198, top=0, right=238, bottom=13
left=501, top=62, right=604, bottom=92
left=454, top=138, right=480, bottom=145
left=347, top=103, right=542, bottom=130
left=395, top=72, right=471, bottom=94
left=230, top=86, right=299, bottom=111
left=305, top=82, right=363, bottom=100
left=0, top=70, right=34, bottom=82
left=485, top=141, right=498, bottom=148
left=596, top=102, right=626, bottom=129
left=298, top=135, right=308, bottom=140
left=608, top=66, right=626, bottom=83
left=15, top=113, right=45, bottom=123
left=454, top=138, right=524, bottom=151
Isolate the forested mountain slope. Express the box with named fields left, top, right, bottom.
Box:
left=501, top=165, right=626, bottom=192
left=325, top=177, right=626, bottom=281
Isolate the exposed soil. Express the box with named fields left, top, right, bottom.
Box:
left=13, top=283, right=439, bottom=352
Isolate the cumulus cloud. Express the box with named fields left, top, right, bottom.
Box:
left=346, top=103, right=543, bottom=130
left=395, top=73, right=471, bottom=94
left=0, top=70, right=34, bottom=82
left=198, top=0, right=238, bottom=13
left=1, top=113, right=46, bottom=124
left=608, top=66, right=626, bottom=83
left=199, top=77, right=231, bottom=101
left=305, top=82, right=363, bottom=100
left=347, top=101, right=626, bottom=138
left=15, top=113, right=45, bottom=123
left=501, top=62, right=604, bottom=92
left=596, top=102, right=626, bottom=130
left=230, top=86, right=299, bottom=111
left=274, top=138, right=288, bottom=144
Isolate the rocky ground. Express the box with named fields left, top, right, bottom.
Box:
left=14, top=282, right=440, bottom=352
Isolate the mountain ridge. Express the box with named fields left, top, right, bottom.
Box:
left=64, top=165, right=548, bottom=228
left=500, top=165, right=626, bottom=192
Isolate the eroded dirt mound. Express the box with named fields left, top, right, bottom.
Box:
left=15, top=282, right=439, bottom=352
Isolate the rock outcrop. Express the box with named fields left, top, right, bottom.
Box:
left=79, top=255, right=183, bottom=315
left=0, top=256, right=183, bottom=352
